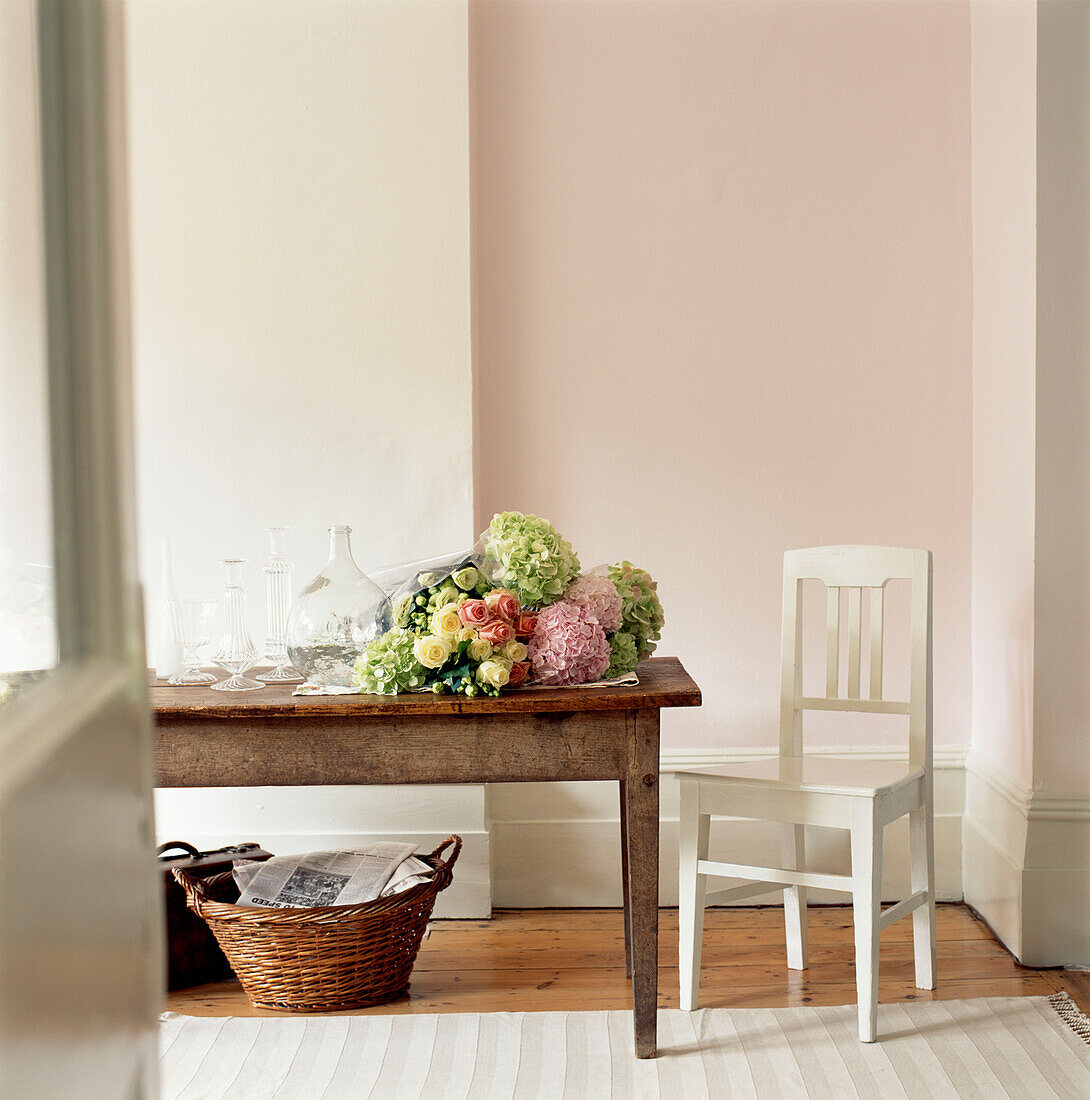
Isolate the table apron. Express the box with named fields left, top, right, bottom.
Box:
left=155, top=710, right=635, bottom=787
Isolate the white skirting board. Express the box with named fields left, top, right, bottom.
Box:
left=488, top=747, right=967, bottom=908
left=963, top=750, right=1090, bottom=967
left=154, top=784, right=493, bottom=917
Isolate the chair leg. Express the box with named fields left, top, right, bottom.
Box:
left=781, top=823, right=809, bottom=970
left=909, top=802, right=937, bottom=990
left=850, top=801, right=882, bottom=1043
left=678, top=781, right=710, bottom=1011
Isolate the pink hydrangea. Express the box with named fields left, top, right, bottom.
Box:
left=528, top=599, right=611, bottom=686
left=563, top=574, right=623, bottom=633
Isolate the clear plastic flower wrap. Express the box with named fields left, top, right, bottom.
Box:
left=372, top=550, right=493, bottom=635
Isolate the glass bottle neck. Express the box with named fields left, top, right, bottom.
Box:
left=327, top=525, right=356, bottom=566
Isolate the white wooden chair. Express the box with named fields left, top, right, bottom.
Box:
left=676, top=546, right=935, bottom=1042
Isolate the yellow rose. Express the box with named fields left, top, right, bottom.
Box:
left=476, top=657, right=512, bottom=689
left=456, top=626, right=476, bottom=644
left=501, top=640, right=528, bottom=663
left=414, top=633, right=453, bottom=669
left=431, top=603, right=463, bottom=638
left=467, top=637, right=493, bottom=663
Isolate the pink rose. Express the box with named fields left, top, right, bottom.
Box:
left=478, top=618, right=515, bottom=646
left=507, top=661, right=530, bottom=688
left=515, top=611, right=538, bottom=639
left=485, top=589, right=521, bottom=622
left=458, top=599, right=489, bottom=627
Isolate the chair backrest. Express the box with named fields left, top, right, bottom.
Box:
left=779, top=546, right=933, bottom=770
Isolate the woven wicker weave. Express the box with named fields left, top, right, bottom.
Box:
left=173, top=835, right=461, bottom=1012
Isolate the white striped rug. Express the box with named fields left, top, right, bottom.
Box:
left=160, top=994, right=1090, bottom=1099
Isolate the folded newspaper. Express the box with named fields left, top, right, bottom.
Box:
left=233, top=843, right=434, bottom=909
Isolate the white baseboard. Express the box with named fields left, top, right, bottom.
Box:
left=489, top=746, right=967, bottom=908
left=155, top=784, right=492, bottom=917
left=964, top=750, right=1090, bottom=966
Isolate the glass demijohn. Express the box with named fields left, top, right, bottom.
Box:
left=286, top=526, right=391, bottom=688
left=211, top=559, right=263, bottom=691
left=165, top=598, right=217, bottom=685
left=258, top=527, right=302, bottom=683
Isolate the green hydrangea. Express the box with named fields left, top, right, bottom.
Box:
left=605, top=631, right=639, bottom=679
left=483, top=511, right=580, bottom=608
left=608, top=562, right=664, bottom=658
left=352, top=628, right=427, bottom=694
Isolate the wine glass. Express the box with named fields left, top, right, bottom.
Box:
left=211, top=559, right=263, bottom=692
left=165, top=599, right=217, bottom=686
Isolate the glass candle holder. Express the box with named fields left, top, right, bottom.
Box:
left=258, top=527, right=302, bottom=683
left=211, top=559, right=263, bottom=692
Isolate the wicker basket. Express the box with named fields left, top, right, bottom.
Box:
left=173, top=835, right=461, bottom=1012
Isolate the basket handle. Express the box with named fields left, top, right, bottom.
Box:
left=157, top=840, right=201, bottom=861
left=172, top=866, right=216, bottom=915
left=425, top=835, right=462, bottom=893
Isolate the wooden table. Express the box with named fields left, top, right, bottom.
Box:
left=152, top=655, right=701, bottom=1058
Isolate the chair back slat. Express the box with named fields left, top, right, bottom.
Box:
left=780, top=546, right=932, bottom=770
left=869, top=586, right=884, bottom=700
left=846, top=587, right=862, bottom=699
left=825, top=587, right=840, bottom=698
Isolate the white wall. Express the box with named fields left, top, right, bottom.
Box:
left=126, top=0, right=487, bottom=914
left=966, top=0, right=1090, bottom=966
left=128, top=0, right=473, bottom=623
left=1033, top=0, right=1090, bottom=796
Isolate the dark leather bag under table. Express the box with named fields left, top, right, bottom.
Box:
left=158, top=841, right=273, bottom=990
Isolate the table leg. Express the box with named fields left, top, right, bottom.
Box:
left=625, top=708, right=660, bottom=1059
left=619, top=779, right=632, bottom=978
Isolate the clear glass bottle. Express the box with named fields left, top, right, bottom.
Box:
left=155, top=537, right=182, bottom=679
left=258, top=527, right=302, bottom=683
left=287, top=525, right=390, bottom=688
left=211, top=559, right=263, bottom=691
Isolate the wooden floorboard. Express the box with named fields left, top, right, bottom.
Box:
left=167, top=903, right=1090, bottom=1019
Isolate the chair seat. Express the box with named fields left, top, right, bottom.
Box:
left=676, top=756, right=924, bottom=797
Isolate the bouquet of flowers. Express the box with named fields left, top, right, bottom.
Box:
left=353, top=511, right=664, bottom=697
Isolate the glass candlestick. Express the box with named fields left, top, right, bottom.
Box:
left=258, top=527, right=303, bottom=683
left=211, top=559, right=263, bottom=692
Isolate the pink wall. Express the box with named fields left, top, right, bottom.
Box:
left=471, top=0, right=972, bottom=749
left=470, top=0, right=972, bottom=752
